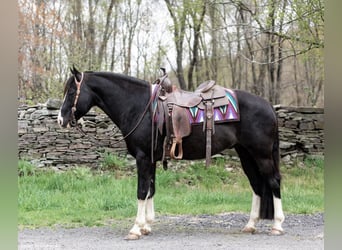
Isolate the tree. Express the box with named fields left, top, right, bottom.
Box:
left=97, top=0, right=115, bottom=68
left=18, top=0, right=324, bottom=107
left=164, top=0, right=188, bottom=89
left=186, top=0, right=207, bottom=90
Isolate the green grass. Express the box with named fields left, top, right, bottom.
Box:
left=281, top=156, right=324, bottom=214
left=18, top=156, right=324, bottom=228
left=18, top=160, right=36, bottom=177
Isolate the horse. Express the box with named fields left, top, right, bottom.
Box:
left=58, top=66, right=285, bottom=240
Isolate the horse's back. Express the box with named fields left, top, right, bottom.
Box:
left=235, top=90, right=277, bottom=124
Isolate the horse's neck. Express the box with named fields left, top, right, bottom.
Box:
left=92, top=78, right=150, bottom=134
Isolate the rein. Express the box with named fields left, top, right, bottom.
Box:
left=70, top=72, right=163, bottom=146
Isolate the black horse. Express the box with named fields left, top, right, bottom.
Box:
left=58, top=67, right=284, bottom=240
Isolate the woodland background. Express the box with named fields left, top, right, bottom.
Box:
left=18, top=0, right=324, bottom=107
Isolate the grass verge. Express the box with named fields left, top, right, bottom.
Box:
left=18, top=156, right=323, bottom=228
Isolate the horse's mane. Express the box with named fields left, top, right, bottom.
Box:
left=63, top=71, right=150, bottom=96
left=92, top=71, right=150, bottom=89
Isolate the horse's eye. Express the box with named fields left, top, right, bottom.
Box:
left=67, top=89, right=75, bottom=96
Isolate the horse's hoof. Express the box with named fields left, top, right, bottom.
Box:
left=140, top=228, right=151, bottom=235
left=124, top=233, right=140, bottom=240
left=242, top=226, right=256, bottom=234
left=270, top=227, right=284, bottom=235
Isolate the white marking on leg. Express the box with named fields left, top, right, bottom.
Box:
left=272, top=196, right=285, bottom=234
left=129, top=199, right=146, bottom=237
left=243, top=192, right=260, bottom=233
left=146, top=197, right=155, bottom=223
left=127, top=190, right=151, bottom=239
left=142, top=197, right=155, bottom=235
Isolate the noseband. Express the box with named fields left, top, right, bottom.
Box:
left=70, top=72, right=84, bottom=127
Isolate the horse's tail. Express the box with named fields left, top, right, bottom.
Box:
left=272, top=126, right=281, bottom=184
left=259, top=113, right=281, bottom=220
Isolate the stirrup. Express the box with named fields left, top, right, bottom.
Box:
left=170, top=138, right=183, bottom=160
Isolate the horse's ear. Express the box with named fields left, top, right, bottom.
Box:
left=70, top=65, right=81, bottom=81
left=72, top=65, right=79, bottom=73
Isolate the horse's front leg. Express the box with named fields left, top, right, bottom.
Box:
left=127, top=194, right=155, bottom=239
left=125, top=158, right=156, bottom=240
left=142, top=195, right=155, bottom=235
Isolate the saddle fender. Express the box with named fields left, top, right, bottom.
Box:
left=170, top=105, right=191, bottom=159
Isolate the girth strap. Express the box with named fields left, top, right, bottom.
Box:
left=204, top=100, right=214, bottom=168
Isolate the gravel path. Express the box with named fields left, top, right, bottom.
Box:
left=18, top=213, right=323, bottom=250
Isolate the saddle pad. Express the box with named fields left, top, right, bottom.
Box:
left=151, top=85, right=239, bottom=134
left=187, top=89, right=239, bottom=124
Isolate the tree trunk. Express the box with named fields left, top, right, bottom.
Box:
left=110, top=3, right=119, bottom=71
left=209, top=3, right=218, bottom=82
left=165, top=0, right=187, bottom=89
left=98, top=0, right=115, bottom=68
left=86, top=0, right=96, bottom=68
left=187, top=2, right=206, bottom=90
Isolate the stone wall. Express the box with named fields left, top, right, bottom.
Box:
left=275, top=105, right=324, bottom=163
left=18, top=101, right=324, bottom=169
left=18, top=100, right=127, bottom=170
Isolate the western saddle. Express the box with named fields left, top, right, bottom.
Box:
left=153, top=70, right=230, bottom=168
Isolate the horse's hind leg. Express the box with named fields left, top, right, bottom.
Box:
left=255, top=156, right=285, bottom=235
left=235, top=145, right=285, bottom=234
left=271, top=192, right=285, bottom=234
left=235, top=145, right=262, bottom=233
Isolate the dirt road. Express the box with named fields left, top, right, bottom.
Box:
left=18, top=213, right=323, bottom=250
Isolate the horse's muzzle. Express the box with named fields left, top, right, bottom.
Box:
left=57, top=111, right=72, bottom=128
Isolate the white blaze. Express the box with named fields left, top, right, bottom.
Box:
left=57, top=110, right=63, bottom=126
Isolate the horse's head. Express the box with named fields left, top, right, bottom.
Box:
left=58, top=66, right=93, bottom=128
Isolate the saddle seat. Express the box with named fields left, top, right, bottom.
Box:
left=165, top=80, right=229, bottom=109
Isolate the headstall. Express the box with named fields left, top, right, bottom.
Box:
left=70, top=72, right=84, bottom=127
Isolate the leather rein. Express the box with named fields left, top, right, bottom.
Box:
left=70, top=72, right=164, bottom=145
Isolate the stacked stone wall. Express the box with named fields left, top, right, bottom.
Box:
left=275, top=105, right=324, bottom=163
left=18, top=101, right=324, bottom=169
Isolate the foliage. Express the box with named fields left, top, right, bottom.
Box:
left=18, top=0, right=324, bottom=107
left=304, top=155, right=324, bottom=169
left=99, top=152, right=128, bottom=171
left=18, top=157, right=323, bottom=228
left=281, top=158, right=324, bottom=214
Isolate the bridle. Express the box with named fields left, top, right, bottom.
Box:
left=68, top=71, right=167, bottom=145
left=70, top=72, right=84, bottom=127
